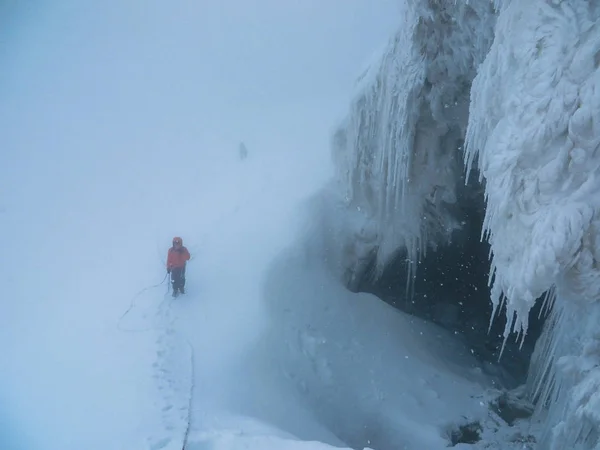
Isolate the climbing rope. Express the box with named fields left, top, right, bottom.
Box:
left=116, top=272, right=170, bottom=333
left=180, top=334, right=195, bottom=450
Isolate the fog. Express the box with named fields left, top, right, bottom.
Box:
left=0, top=1, right=398, bottom=448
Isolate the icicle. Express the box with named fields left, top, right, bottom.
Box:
left=488, top=282, right=503, bottom=334
left=538, top=287, right=557, bottom=319
left=405, top=240, right=415, bottom=297
left=539, top=290, right=550, bottom=319
left=526, top=301, right=565, bottom=414
left=332, top=0, right=500, bottom=303
left=518, top=320, right=528, bottom=350
left=498, top=307, right=516, bottom=361
left=487, top=260, right=496, bottom=289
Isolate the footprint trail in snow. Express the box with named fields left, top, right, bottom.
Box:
left=146, top=295, right=194, bottom=450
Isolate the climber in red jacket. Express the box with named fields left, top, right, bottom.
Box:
left=167, top=236, right=191, bottom=297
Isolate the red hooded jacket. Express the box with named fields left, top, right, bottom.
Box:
left=167, top=246, right=190, bottom=270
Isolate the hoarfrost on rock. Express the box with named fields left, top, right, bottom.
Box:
left=465, top=0, right=600, bottom=339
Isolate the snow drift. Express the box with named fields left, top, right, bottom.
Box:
left=329, top=0, right=600, bottom=448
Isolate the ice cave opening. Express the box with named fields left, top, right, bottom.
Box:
left=351, top=171, right=551, bottom=390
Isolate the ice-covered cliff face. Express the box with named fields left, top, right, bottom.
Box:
left=466, top=0, right=600, bottom=339
left=331, top=0, right=497, bottom=290
left=330, top=0, right=600, bottom=448
left=467, top=1, right=600, bottom=448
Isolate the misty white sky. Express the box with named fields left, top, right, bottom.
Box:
left=0, top=0, right=399, bottom=154
left=0, top=0, right=402, bottom=299
left=0, top=0, right=400, bottom=245
left=0, top=0, right=401, bottom=296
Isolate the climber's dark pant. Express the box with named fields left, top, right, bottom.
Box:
left=170, top=266, right=186, bottom=293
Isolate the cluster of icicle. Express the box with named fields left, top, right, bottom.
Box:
left=465, top=0, right=600, bottom=343
left=466, top=1, right=600, bottom=448
left=333, top=0, right=600, bottom=448
left=332, top=0, right=497, bottom=287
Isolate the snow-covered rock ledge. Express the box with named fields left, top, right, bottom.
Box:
left=330, top=0, right=600, bottom=448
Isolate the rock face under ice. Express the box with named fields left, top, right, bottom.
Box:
left=331, top=0, right=496, bottom=285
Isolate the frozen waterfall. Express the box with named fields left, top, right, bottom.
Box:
left=330, top=0, right=600, bottom=448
